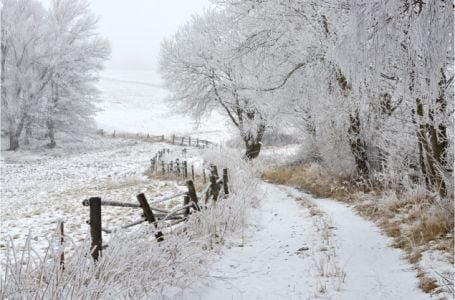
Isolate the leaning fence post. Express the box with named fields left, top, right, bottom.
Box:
left=89, top=197, right=102, bottom=261
left=222, top=168, right=229, bottom=195
left=137, top=193, right=164, bottom=241
left=186, top=180, right=200, bottom=211
left=183, top=195, right=190, bottom=217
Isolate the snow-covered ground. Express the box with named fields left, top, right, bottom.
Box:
left=0, top=137, right=204, bottom=259
left=185, top=183, right=431, bottom=300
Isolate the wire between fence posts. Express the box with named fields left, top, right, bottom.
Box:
left=137, top=193, right=164, bottom=242
left=149, top=192, right=187, bottom=205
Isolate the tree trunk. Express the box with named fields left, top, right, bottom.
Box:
left=8, top=131, right=19, bottom=151
left=244, top=141, right=262, bottom=159
left=47, top=118, right=56, bottom=148
left=415, top=97, right=447, bottom=197
left=348, top=109, right=369, bottom=177
left=47, top=80, right=58, bottom=148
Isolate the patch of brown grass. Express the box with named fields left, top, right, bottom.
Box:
left=419, top=275, right=439, bottom=293
left=263, top=164, right=354, bottom=201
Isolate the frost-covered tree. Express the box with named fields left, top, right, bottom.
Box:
left=44, top=0, right=109, bottom=148
left=159, top=10, right=268, bottom=159
left=0, top=0, right=109, bottom=150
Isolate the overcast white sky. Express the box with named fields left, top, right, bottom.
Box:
left=43, top=0, right=211, bottom=70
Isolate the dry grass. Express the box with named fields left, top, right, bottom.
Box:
left=262, top=163, right=355, bottom=201
left=263, top=163, right=454, bottom=295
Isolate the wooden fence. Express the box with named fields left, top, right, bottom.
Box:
left=98, top=129, right=217, bottom=148
left=81, top=164, right=229, bottom=261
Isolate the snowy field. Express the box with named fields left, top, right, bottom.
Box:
left=96, top=69, right=230, bottom=144
left=0, top=137, right=206, bottom=258
left=0, top=68, right=229, bottom=259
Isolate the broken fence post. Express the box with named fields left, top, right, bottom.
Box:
left=137, top=193, right=164, bottom=241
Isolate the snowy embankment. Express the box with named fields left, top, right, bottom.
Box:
left=186, top=183, right=431, bottom=300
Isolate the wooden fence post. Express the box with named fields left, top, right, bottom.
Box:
left=223, top=168, right=229, bottom=195
left=172, top=134, right=175, bottom=144
left=196, top=138, right=199, bottom=147
left=211, top=165, right=219, bottom=178
left=183, top=195, right=190, bottom=217
left=189, top=136, right=191, bottom=146
left=137, top=193, right=164, bottom=241
left=176, top=159, right=180, bottom=177
left=181, top=137, right=184, bottom=145
left=203, top=168, right=206, bottom=184
left=112, top=130, right=116, bottom=138
left=191, top=164, right=195, bottom=181
left=89, top=197, right=102, bottom=261
left=183, top=161, right=188, bottom=178
left=210, top=175, right=219, bottom=202
left=60, top=221, right=64, bottom=270
left=186, top=180, right=200, bottom=211
left=162, top=161, right=165, bottom=175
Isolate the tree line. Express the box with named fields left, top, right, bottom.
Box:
left=159, top=0, right=453, bottom=198
left=1, top=0, right=109, bottom=150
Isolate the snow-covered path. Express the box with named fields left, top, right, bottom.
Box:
left=188, top=183, right=430, bottom=300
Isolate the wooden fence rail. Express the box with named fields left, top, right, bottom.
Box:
left=82, top=165, right=229, bottom=261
